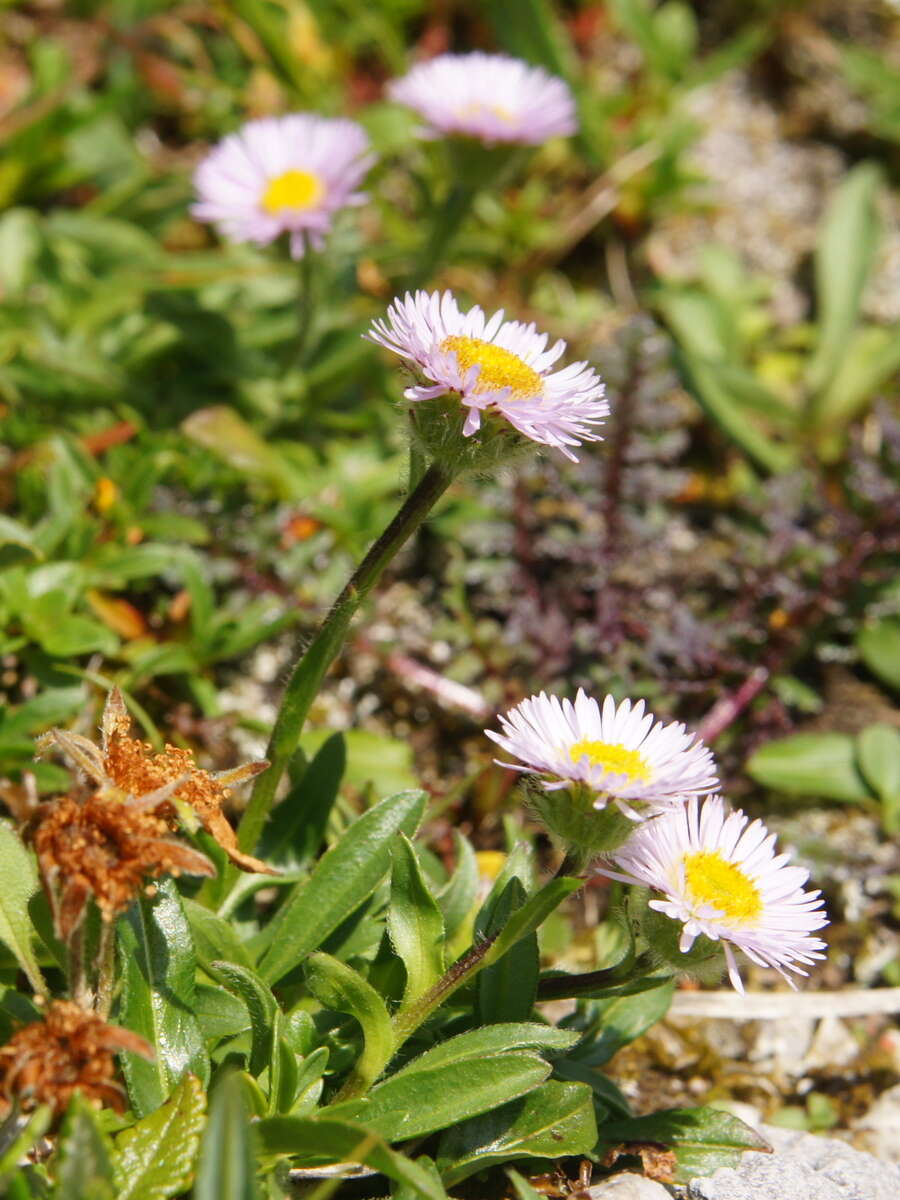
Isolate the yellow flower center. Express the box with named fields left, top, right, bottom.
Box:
left=261, top=169, right=324, bottom=215
left=458, top=101, right=516, bottom=124
left=440, top=336, right=542, bottom=398
left=683, top=851, right=763, bottom=923
left=569, top=740, right=651, bottom=783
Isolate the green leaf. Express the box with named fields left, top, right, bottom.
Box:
left=815, top=324, right=900, bottom=429
left=437, top=1079, right=597, bottom=1185
left=808, top=162, right=883, bottom=395
left=258, top=733, right=345, bottom=867
left=258, top=790, right=427, bottom=984
left=255, top=1116, right=447, bottom=1200
left=195, top=1073, right=260, bottom=1200
left=477, top=877, right=539, bottom=1024
left=506, top=1168, right=546, bottom=1200
left=746, top=732, right=876, bottom=804
left=388, top=834, right=445, bottom=1004
left=207, top=961, right=277, bottom=1078
left=576, top=978, right=676, bottom=1065
left=857, top=724, right=900, bottom=832
left=597, top=1106, right=771, bottom=1184
left=678, top=355, right=795, bottom=473
left=183, top=899, right=254, bottom=971
left=0, top=821, right=46, bottom=995
left=0, top=515, right=43, bottom=563
left=436, top=831, right=478, bottom=941
left=181, top=406, right=300, bottom=500
left=53, top=1095, right=115, bottom=1200
left=116, top=880, right=210, bottom=1117
left=112, top=1074, right=206, bottom=1200
left=299, top=729, right=417, bottom=796
left=858, top=617, right=900, bottom=693
left=482, top=877, right=582, bottom=970
left=389, top=1023, right=579, bottom=1076
left=329, top=1052, right=551, bottom=1142
left=304, top=952, right=394, bottom=1092
left=194, top=984, right=250, bottom=1042
left=0, top=1107, right=51, bottom=1188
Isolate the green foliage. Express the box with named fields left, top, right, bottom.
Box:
left=0, top=822, right=46, bottom=996
left=597, top=1106, right=771, bottom=1183
left=1, top=2, right=897, bottom=1196
left=117, top=881, right=210, bottom=1116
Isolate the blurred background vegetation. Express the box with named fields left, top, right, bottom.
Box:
left=1, top=0, right=899, bottom=1074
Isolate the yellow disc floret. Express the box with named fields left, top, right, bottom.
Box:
left=441, top=336, right=542, bottom=398
left=683, top=851, right=763, bottom=923
left=261, top=169, right=324, bottom=215
left=569, top=740, right=651, bottom=783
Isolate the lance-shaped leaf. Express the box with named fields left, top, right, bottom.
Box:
left=195, top=1072, right=260, bottom=1200
left=54, top=1094, right=115, bottom=1200
left=574, top=978, right=676, bottom=1065
left=436, top=831, right=478, bottom=942
left=112, top=1074, right=206, bottom=1200
left=255, top=1116, right=447, bottom=1200
left=389, top=1023, right=579, bottom=1077
left=258, top=790, right=426, bottom=984
left=117, top=880, right=210, bottom=1117
left=746, top=732, right=875, bottom=804
left=258, top=732, right=345, bottom=867
left=207, top=961, right=278, bottom=1079
left=388, top=834, right=445, bottom=1004
left=437, top=1079, right=597, bottom=1185
left=857, top=724, right=900, bottom=833
left=808, top=162, right=883, bottom=395
left=0, top=821, right=46, bottom=996
left=183, top=900, right=253, bottom=970
left=327, top=1052, right=551, bottom=1142
left=477, top=876, right=539, bottom=1024
left=304, top=953, right=394, bottom=1093
left=596, top=1106, right=771, bottom=1184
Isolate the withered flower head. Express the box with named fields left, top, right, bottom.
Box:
left=38, top=688, right=275, bottom=877
left=0, top=1000, right=153, bottom=1116
left=32, top=786, right=217, bottom=938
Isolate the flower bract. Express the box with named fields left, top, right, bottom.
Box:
left=192, top=114, right=373, bottom=258
left=598, top=795, right=829, bottom=991
left=367, top=290, right=608, bottom=460
left=389, top=52, right=577, bottom=145
left=487, top=690, right=718, bottom=814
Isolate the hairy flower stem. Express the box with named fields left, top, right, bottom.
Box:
left=294, top=249, right=316, bottom=365
left=95, top=920, right=116, bottom=1019
left=411, top=183, right=477, bottom=288
left=536, top=950, right=659, bottom=1000
left=238, top=463, right=453, bottom=854
left=67, top=924, right=90, bottom=1010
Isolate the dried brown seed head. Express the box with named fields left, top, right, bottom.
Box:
left=0, top=1000, right=152, bottom=1117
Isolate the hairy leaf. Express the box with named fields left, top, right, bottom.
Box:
left=112, top=1074, right=206, bottom=1200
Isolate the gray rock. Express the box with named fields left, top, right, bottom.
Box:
left=588, top=1176, right=673, bottom=1199
left=684, top=1123, right=900, bottom=1200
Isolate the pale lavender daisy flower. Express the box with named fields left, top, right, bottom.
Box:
left=487, top=690, right=718, bottom=816
left=192, top=114, right=373, bottom=258
left=597, top=795, right=828, bottom=991
left=389, top=52, right=576, bottom=146
left=366, top=291, right=608, bottom=460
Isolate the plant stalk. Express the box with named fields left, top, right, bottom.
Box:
left=536, top=950, right=658, bottom=1000
left=238, top=462, right=453, bottom=854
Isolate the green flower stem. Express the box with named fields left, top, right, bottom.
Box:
left=295, top=248, right=316, bottom=365
left=412, top=183, right=478, bottom=288
left=238, top=462, right=454, bottom=854
left=536, top=950, right=659, bottom=1001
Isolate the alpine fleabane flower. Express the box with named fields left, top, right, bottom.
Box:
left=367, top=291, right=608, bottom=460
left=598, top=795, right=828, bottom=991
left=487, top=690, right=718, bottom=814
left=389, top=52, right=577, bottom=146
left=192, top=114, right=373, bottom=258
